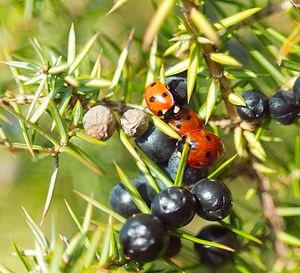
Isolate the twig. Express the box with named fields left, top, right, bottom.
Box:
left=0, top=94, right=47, bottom=105
left=229, top=160, right=289, bottom=263
left=181, top=0, right=240, bottom=122
left=290, top=0, right=300, bottom=8
left=0, top=141, right=55, bottom=154
left=251, top=162, right=288, bottom=259
left=0, top=94, right=139, bottom=114
left=202, top=44, right=240, bottom=122
left=181, top=0, right=293, bottom=122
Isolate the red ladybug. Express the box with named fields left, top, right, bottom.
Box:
left=168, top=108, right=204, bottom=135
left=144, top=80, right=177, bottom=118
left=183, top=129, right=224, bottom=169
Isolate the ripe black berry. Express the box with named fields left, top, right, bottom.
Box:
left=120, top=214, right=169, bottom=263
left=165, top=236, right=181, bottom=258
left=166, top=73, right=187, bottom=107
left=194, top=225, right=237, bottom=266
left=293, top=76, right=300, bottom=105
left=167, top=150, right=207, bottom=186
left=191, top=178, right=232, bottom=221
left=135, top=125, right=176, bottom=164
left=236, top=90, right=268, bottom=122
left=269, top=91, right=299, bottom=125
left=151, top=187, right=196, bottom=228
left=110, top=177, right=155, bottom=218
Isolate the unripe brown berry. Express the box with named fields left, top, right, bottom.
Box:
left=83, top=105, right=116, bottom=141
left=121, top=109, right=149, bottom=137
left=290, top=0, right=300, bottom=8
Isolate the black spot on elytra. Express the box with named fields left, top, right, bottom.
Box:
left=150, top=96, right=155, bottom=102
left=150, top=82, right=156, bottom=87
left=205, top=151, right=211, bottom=158
left=176, top=124, right=182, bottom=129
left=206, top=135, right=211, bottom=141
left=162, top=92, right=168, bottom=97
left=157, top=110, right=163, bottom=116
left=186, top=114, right=192, bottom=120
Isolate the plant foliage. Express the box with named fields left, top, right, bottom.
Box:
left=1, top=0, right=300, bottom=272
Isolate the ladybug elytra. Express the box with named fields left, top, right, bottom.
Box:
left=181, top=129, right=224, bottom=169
left=144, top=80, right=176, bottom=118
left=167, top=108, right=204, bottom=135
left=144, top=79, right=224, bottom=170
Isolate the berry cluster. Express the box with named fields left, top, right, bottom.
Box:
left=109, top=75, right=236, bottom=266
left=82, top=75, right=237, bottom=266
left=118, top=178, right=234, bottom=264
left=236, top=77, right=300, bottom=125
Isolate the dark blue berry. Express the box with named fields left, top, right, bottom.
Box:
left=236, top=90, right=268, bottom=122
left=269, top=91, right=299, bottom=125
left=167, top=151, right=207, bottom=186
left=110, top=177, right=156, bottom=218
left=152, top=187, right=196, bottom=228
left=136, top=125, right=176, bottom=164
left=191, top=178, right=232, bottom=221
left=293, top=76, right=300, bottom=105
left=194, top=225, right=237, bottom=266
left=166, top=73, right=187, bottom=107
left=120, top=214, right=168, bottom=263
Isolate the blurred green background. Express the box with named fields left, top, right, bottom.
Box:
left=1, top=0, right=300, bottom=272
left=0, top=0, right=150, bottom=268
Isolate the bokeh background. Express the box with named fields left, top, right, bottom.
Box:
left=0, top=0, right=149, bottom=268
left=0, top=0, right=300, bottom=272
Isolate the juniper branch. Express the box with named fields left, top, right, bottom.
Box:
left=0, top=94, right=141, bottom=113
left=251, top=162, right=288, bottom=260
left=181, top=0, right=240, bottom=122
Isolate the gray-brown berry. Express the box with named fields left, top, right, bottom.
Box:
left=83, top=105, right=116, bottom=141
left=121, top=109, right=149, bottom=137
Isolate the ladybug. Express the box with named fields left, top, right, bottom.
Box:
left=167, top=108, right=204, bottom=135
left=179, top=129, right=224, bottom=169
left=144, top=80, right=179, bottom=118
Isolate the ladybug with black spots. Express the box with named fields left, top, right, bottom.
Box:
left=144, top=80, right=180, bottom=118
left=167, top=108, right=204, bottom=135
left=179, top=129, right=224, bottom=169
